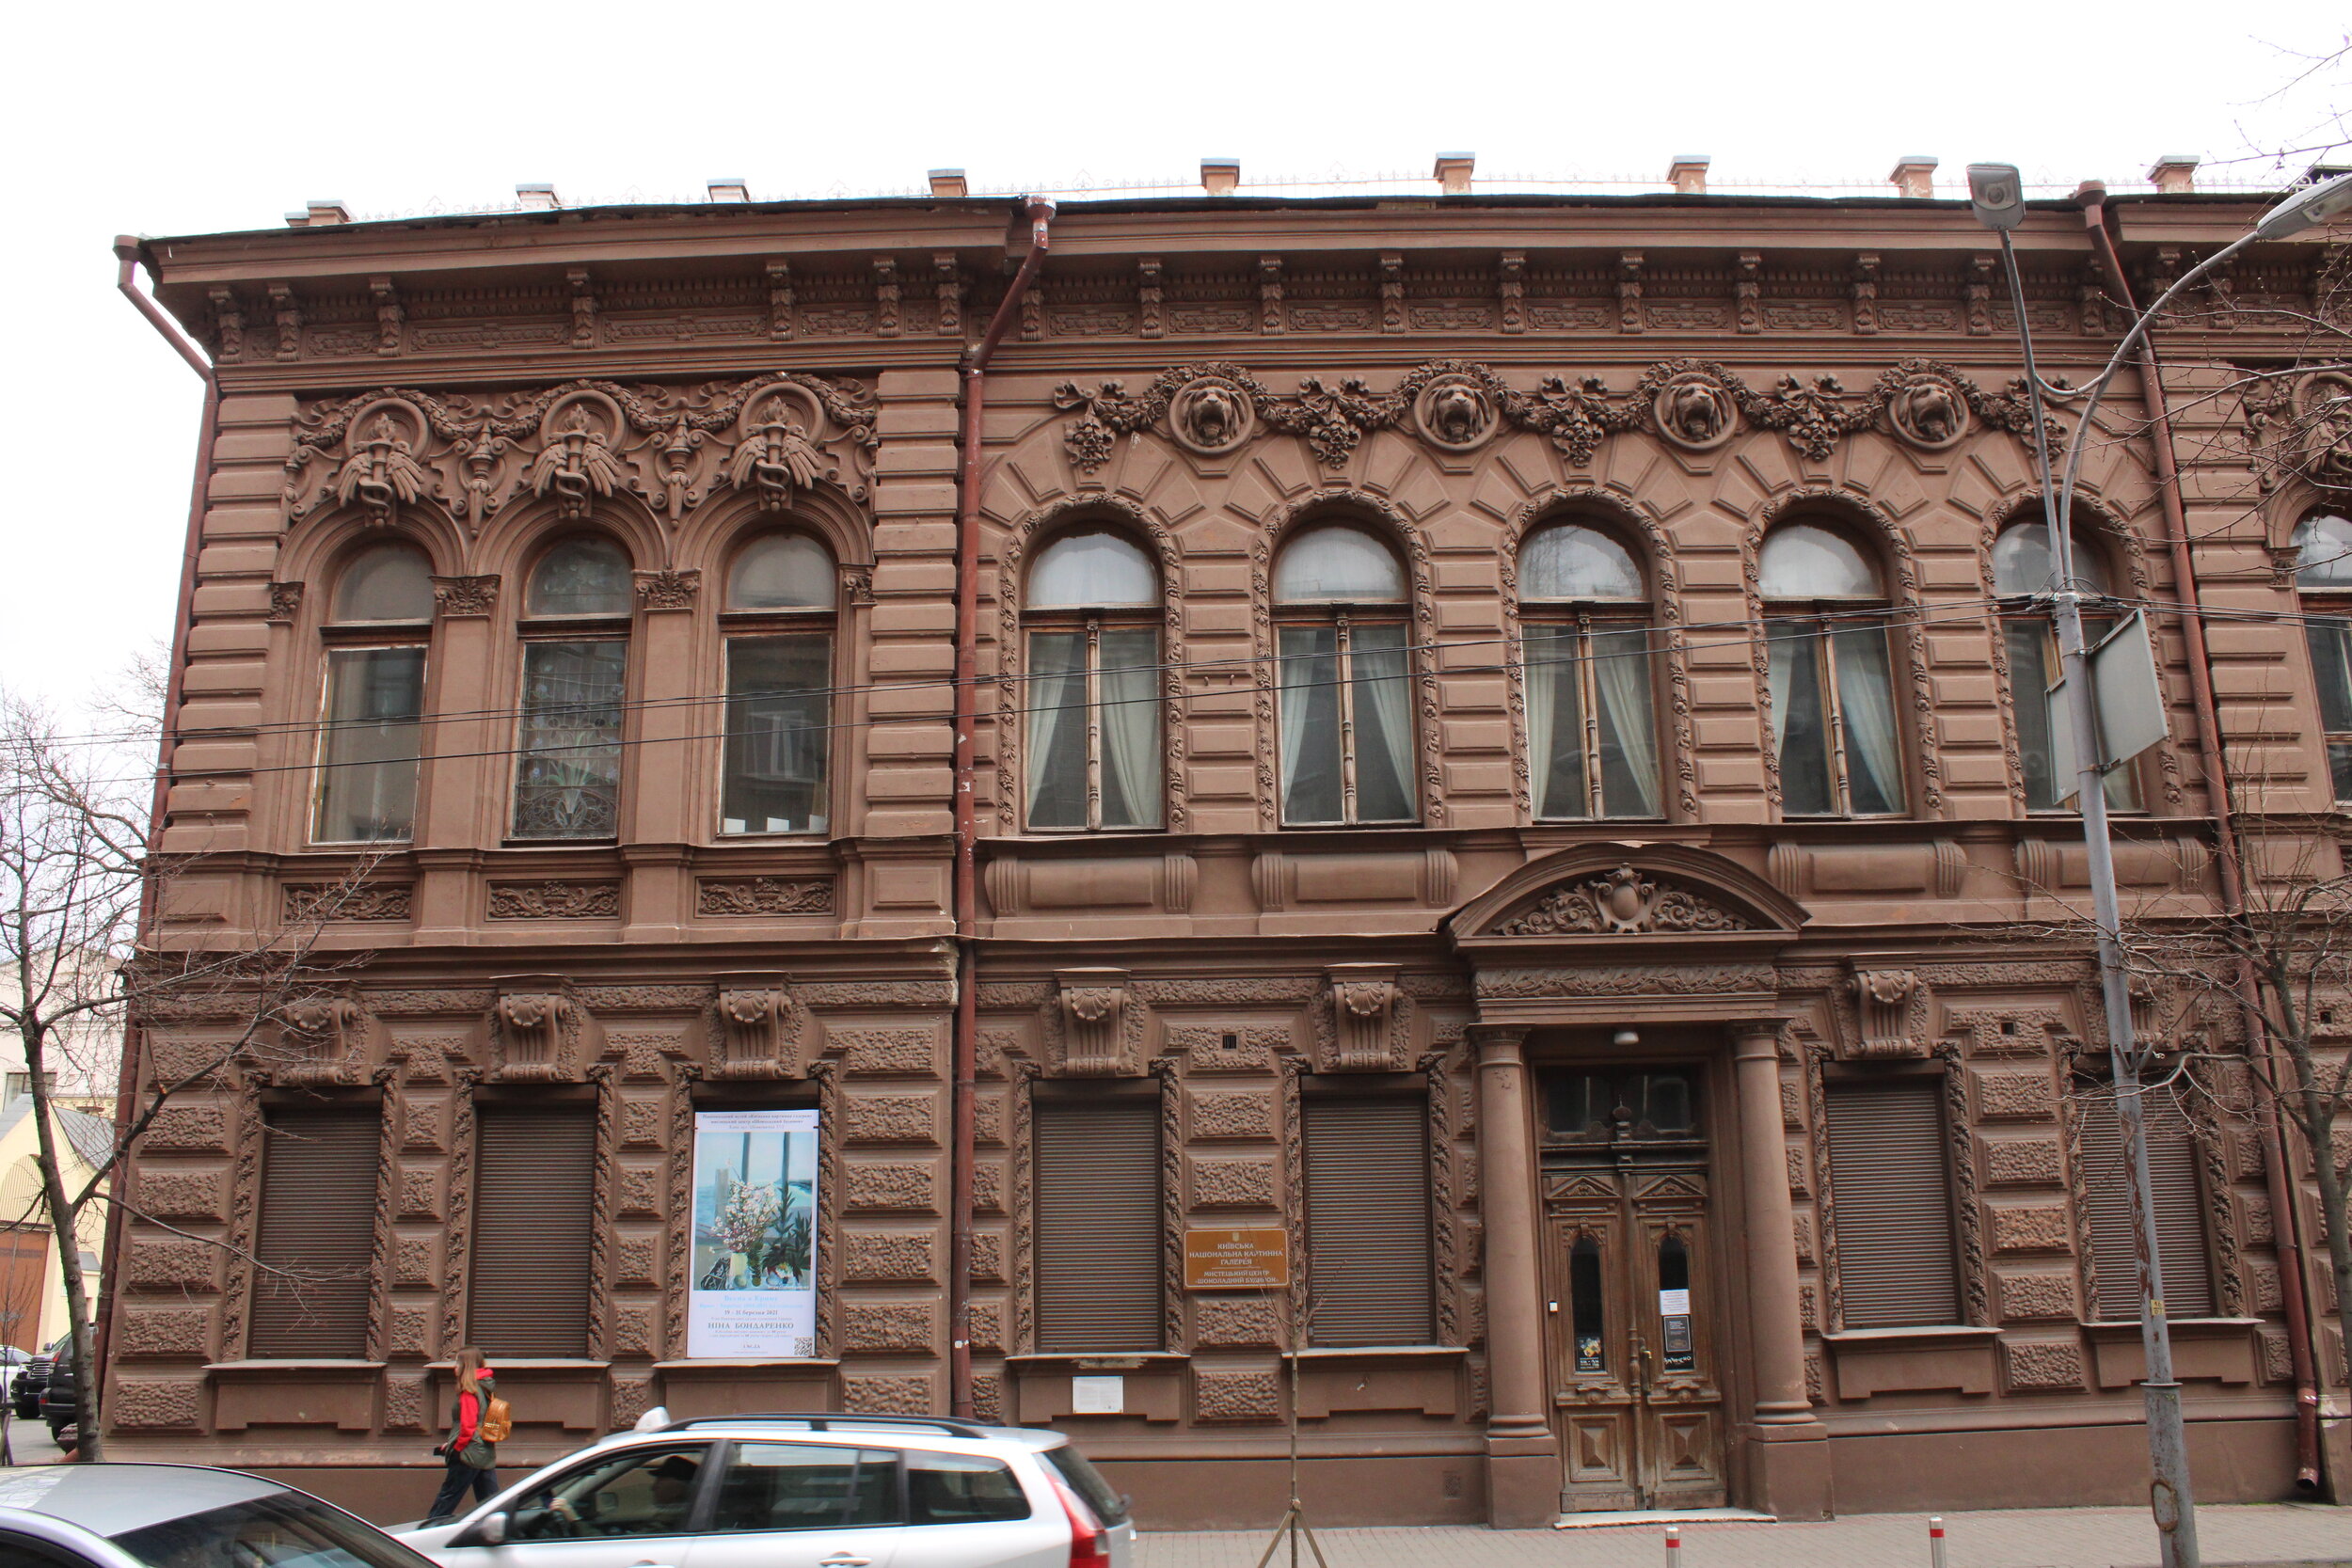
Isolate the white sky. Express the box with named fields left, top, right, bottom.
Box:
left=3, top=0, right=2344, bottom=725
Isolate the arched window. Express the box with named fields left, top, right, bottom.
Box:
left=721, top=532, right=838, bottom=836
left=2296, top=509, right=2352, bottom=801
left=1273, top=524, right=1415, bottom=825
left=1760, top=521, right=1904, bottom=816
left=1024, top=528, right=1162, bottom=832
left=1519, top=521, right=1660, bottom=819
left=1994, top=517, right=2137, bottom=812
left=313, top=541, right=433, bottom=843
left=512, top=535, right=631, bottom=840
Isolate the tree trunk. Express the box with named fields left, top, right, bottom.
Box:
left=22, top=1023, right=102, bottom=1460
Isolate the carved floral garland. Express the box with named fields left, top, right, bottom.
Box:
left=1055, top=356, right=2058, bottom=474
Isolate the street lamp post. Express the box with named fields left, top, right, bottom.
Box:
left=1967, top=164, right=2352, bottom=1568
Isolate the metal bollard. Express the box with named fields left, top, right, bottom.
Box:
left=1665, top=1524, right=1681, bottom=1568
left=1928, top=1515, right=1947, bottom=1568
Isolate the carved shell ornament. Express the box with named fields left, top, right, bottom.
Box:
left=1413, top=374, right=1497, bottom=451
left=1492, top=863, right=1749, bottom=937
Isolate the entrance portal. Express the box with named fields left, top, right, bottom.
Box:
left=1540, top=1069, right=1727, bottom=1513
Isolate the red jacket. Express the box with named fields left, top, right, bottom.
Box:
left=450, top=1371, right=496, bottom=1450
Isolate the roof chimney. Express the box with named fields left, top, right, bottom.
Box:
left=2147, top=153, right=2199, bottom=194
left=285, top=199, right=351, bottom=228
left=1433, top=151, right=1475, bottom=196
left=707, top=178, right=750, bottom=204
left=1889, top=156, right=1938, bottom=199
left=928, top=168, right=968, bottom=198
left=516, top=182, right=561, bottom=210
left=1667, top=155, right=1709, bottom=196
left=1200, top=157, right=1240, bottom=197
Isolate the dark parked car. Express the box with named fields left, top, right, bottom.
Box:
left=39, top=1348, right=78, bottom=1445
left=12, top=1333, right=68, bottom=1420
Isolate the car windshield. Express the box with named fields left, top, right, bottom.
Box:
left=1041, top=1445, right=1127, bottom=1526
left=110, top=1492, right=438, bottom=1568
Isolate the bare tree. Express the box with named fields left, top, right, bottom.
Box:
left=0, top=688, right=381, bottom=1459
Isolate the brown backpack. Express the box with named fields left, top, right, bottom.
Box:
left=478, top=1393, right=513, bottom=1444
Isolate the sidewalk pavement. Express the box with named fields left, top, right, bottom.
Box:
left=0, top=1419, right=65, bottom=1467
left=1139, top=1505, right=2352, bottom=1568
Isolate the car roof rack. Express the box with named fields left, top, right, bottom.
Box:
left=660, top=1412, right=1000, bottom=1438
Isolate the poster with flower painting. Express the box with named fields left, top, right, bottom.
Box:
left=689, top=1108, right=818, bottom=1357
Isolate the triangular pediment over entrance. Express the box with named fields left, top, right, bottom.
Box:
left=1446, top=846, right=1804, bottom=1025
left=1450, top=844, right=1804, bottom=950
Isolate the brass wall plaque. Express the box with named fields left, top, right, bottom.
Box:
left=1183, top=1227, right=1290, bottom=1291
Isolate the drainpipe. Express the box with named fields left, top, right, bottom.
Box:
left=949, top=198, right=1054, bottom=1419
left=2076, top=187, right=2326, bottom=1493
left=103, top=238, right=216, bottom=1447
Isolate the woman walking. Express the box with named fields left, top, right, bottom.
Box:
left=423, top=1347, right=500, bottom=1525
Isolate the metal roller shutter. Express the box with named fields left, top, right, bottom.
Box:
left=1824, top=1081, right=1960, bottom=1328
left=2077, top=1090, right=2215, bottom=1320
left=469, top=1108, right=596, bottom=1356
left=1035, top=1099, right=1162, bottom=1353
left=250, top=1110, right=380, bottom=1357
left=1305, top=1097, right=1434, bottom=1346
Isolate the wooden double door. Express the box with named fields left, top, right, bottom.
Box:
left=1542, top=1155, right=1728, bottom=1513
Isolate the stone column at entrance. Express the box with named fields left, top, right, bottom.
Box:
left=1731, top=1023, right=1833, bottom=1520
left=1472, top=1024, right=1559, bottom=1528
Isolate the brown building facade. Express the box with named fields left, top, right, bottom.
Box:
left=105, top=176, right=2352, bottom=1526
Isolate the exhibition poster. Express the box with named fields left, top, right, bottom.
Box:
left=688, top=1107, right=819, bottom=1358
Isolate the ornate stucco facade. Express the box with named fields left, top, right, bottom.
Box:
left=105, top=181, right=2352, bottom=1525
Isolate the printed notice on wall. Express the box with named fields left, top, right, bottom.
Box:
left=690, top=1109, right=820, bottom=1358
left=1071, top=1375, right=1125, bottom=1415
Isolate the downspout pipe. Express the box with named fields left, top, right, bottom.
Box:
left=2075, top=188, right=2326, bottom=1494
left=104, top=238, right=216, bottom=1449
left=949, top=198, right=1054, bottom=1419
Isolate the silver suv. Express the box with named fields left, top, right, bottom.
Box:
left=394, top=1413, right=1136, bottom=1568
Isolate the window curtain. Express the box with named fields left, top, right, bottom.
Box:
left=2005, top=620, right=2059, bottom=809
left=1831, top=624, right=1903, bottom=816
left=2309, top=615, right=2352, bottom=800
left=1766, top=622, right=1828, bottom=815
left=514, top=641, right=626, bottom=839
left=316, top=646, right=424, bottom=842
left=1025, top=631, right=1089, bottom=829
left=1591, top=626, right=1660, bottom=817
left=1350, top=624, right=1415, bottom=822
left=1524, top=626, right=1580, bottom=818
left=1097, top=628, right=1161, bottom=829
left=1278, top=626, right=1342, bottom=823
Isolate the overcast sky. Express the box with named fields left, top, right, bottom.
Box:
left=4, top=0, right=2344, bottom=730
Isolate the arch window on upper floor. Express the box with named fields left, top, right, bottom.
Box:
left=1273, top=524, right=1416, bottom=826
left=1760, top=521, right=1904, bottom=817
left=512, top=535, right=632, bottom=841
left=1519, top=521, right=1661, bottom=819
left=721, top=531, right=837, bottom=836
left=1024, top=528, right=1162, bottom=832
left=1993, top=517, right=2138, bottom=813
left=312, top=540, right=434, bottom=844
left=2296, top=508, right=2352, bottom=801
